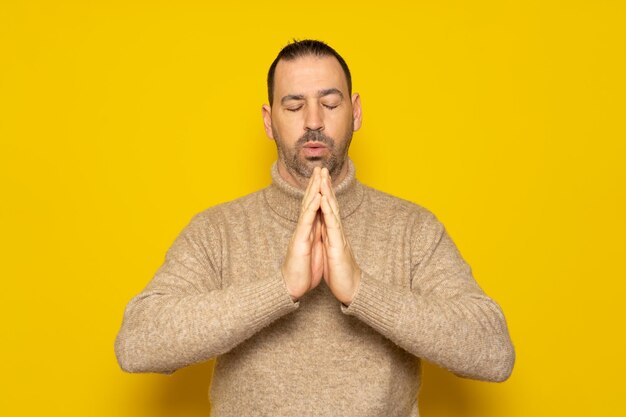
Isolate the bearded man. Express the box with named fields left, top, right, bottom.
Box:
left=115, top=39, right=515, bottom=417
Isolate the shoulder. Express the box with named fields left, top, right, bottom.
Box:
left=163, top=188, right=269, bottom=261
left=360, top=183, right=440, bottom=227
left=169, top=187, right=269, bottom=249
left=358, top=183, right=448, bottom=253
left=359, top=184, right=455, bottom=262
left=188, top=188, right=267, bottom=226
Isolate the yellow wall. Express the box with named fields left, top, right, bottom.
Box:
left=2, top=1, right=625, bottom=416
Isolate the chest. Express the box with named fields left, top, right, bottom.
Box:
left=218, top=211, right=414, bottom=290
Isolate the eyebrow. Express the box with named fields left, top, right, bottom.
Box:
left=281, top=94, right=305, bottom=105
left=280, top=88, right=344, bottom=105
left=318, top=88, right=344, bottom=99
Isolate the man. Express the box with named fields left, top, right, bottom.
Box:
left=115, top=39, right=515, bottom=416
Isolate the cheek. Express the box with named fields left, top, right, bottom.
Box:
left=329, top=114, right=354, bottom=137
left=274, top=116, right=302, bottom=138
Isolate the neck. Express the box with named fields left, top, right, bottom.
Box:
left=264, top=159, right=364, bottom=223
left=277, top=160, right=350, bottom=190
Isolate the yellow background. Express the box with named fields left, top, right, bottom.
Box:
left=2, top=1, right=625, bottom=416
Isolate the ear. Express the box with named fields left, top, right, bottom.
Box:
left=262, top=104, right=274, bottom=139
left=351, top=93, right=362, bottom=132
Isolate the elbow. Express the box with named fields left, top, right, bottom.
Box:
left=478, top=335, right=516, bottom=383
left=486, top=353, right=515, bottom=383
left=114, top=332, right=142, bottom=373
left=495, top=340, right=516, bottom=382
left=453, top=333, right=515, bottom=383
left=114, top=330, right=176, bottom=375
left=114, top=297, right=176, bottom=374
left=474, top=302, right=516, bottom=382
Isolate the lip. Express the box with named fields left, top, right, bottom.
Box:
left=303, top=142, right=327, bottom=149
left=302, top=142, right=328, bottom=157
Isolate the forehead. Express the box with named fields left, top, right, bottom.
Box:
left=273, top=55, right=349, bottom=97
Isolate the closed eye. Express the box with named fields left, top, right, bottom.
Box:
left=323, top=104, right=339, bottom=110
left=286, top=106, right=303, bottom=112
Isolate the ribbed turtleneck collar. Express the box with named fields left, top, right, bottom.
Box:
left=263, top=160, right=365, bottom=223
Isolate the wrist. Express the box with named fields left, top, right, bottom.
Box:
left=350, top=268, right=362, bottom=303
left=341, top=268, right=362, bottom=305
left=280, top=265, right=306, bottom=302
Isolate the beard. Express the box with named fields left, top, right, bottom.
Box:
left=273, top=125, right=353, bottom=181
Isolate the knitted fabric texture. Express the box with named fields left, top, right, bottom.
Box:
left=115, top=160, right=515, bottom=417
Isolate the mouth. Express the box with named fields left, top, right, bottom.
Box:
left=301, top=142, right=328, bottom=158
left=303, top=142, right=327, bottom=149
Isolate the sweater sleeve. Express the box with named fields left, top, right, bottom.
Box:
left=342, top=211, right=515, bottom=382
left=114, top=213, right=298, bottom=374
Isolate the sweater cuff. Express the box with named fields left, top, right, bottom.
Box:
left=235, top=272, right=299, bottom=328
left=341, top=271, right=405, bottom=336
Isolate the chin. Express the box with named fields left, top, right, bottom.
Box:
left=300, top=156, right=324, bottom=166
left=304, top=157, right=325, bottom=165
left=289, top=155, right=341, bottom=179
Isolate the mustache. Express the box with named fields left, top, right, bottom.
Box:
left=296, top=130, right=335, bottom=147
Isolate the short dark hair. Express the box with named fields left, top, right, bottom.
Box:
left=267, top=39, right=352, bottom=106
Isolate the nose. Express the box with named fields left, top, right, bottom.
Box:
left=304, top=104, right=324, bottom=131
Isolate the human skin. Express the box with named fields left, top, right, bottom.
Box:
left=281, top=167, right=362, bottom=304
left=261, top=55, right=363, bottom=304
left=262, top=55, right=362, bottom=188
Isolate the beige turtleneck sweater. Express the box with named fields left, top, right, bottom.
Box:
left=115, top=161, right=515, bottom=416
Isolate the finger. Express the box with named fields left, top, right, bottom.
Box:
left=320, top=168, right=341, bottom=218
left=314, top=212, right=322, bottom=240
left=320, top=171, right=342, bottom=231
left=322, top=237, right=329, bottom=282
left=298, top=170, right=321, bottom=222
left=304, top=166, right=320, bottom=196
left=320, top=194, right=344, bottom=247
left=322, top=167, right=337, bottom=197
left=309, top=166, right=323, bottom=195
left=311, top=236, right=324, bottom=282
left=293, top=192, right=321, bottom=242
left=300, top=167, right=322, bottom=214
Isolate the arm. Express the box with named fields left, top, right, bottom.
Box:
left=343, top=211, right=515, bottom=382
left=114, top=213, right=297, bottom=374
